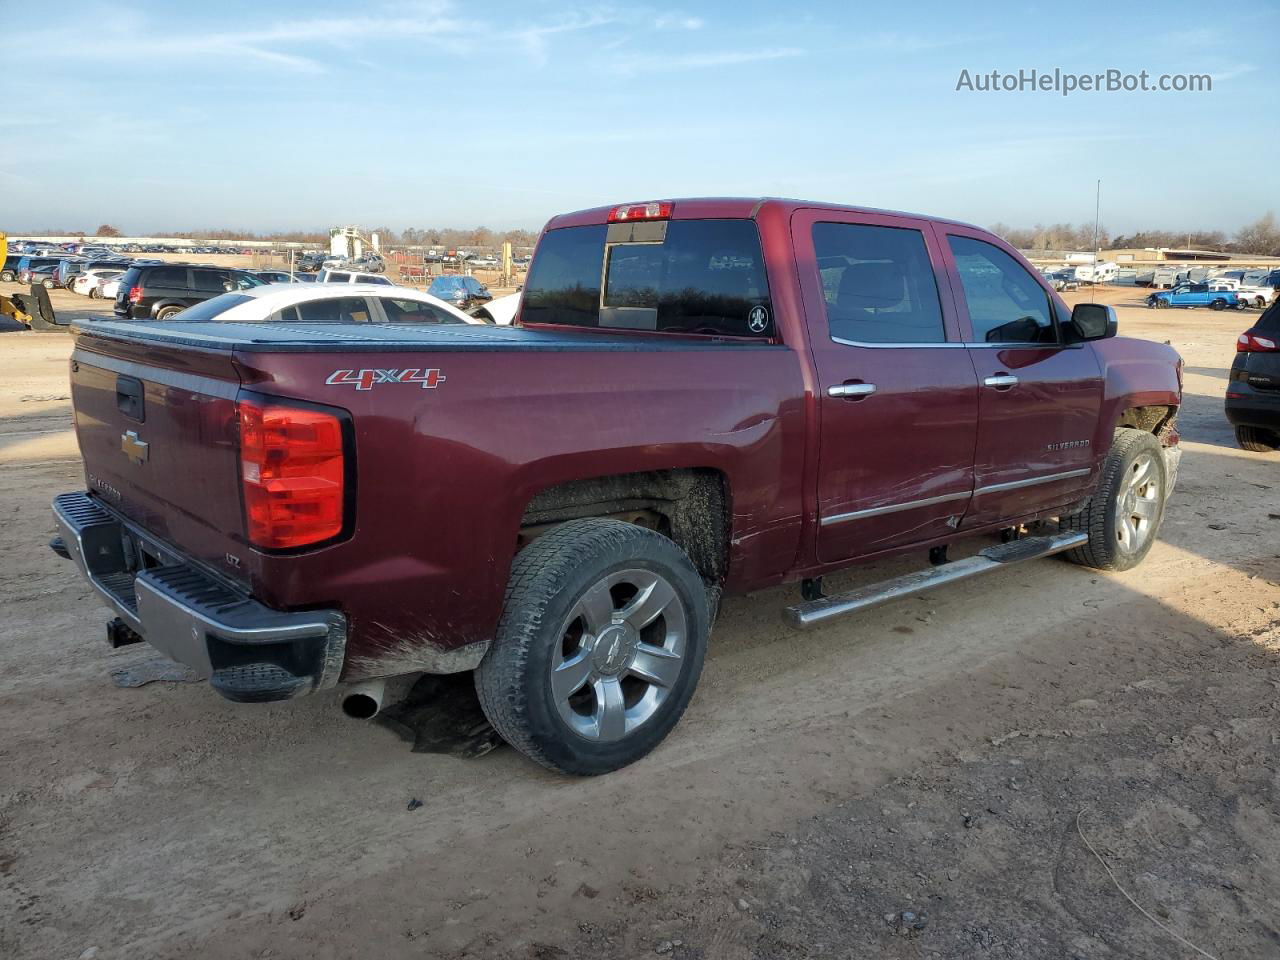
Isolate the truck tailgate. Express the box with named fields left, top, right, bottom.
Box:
left=70, top=328, right=248, bottom=581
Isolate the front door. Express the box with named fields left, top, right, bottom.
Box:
left=791, top=210, right=980, bottom=563
left=937, top=228, right=1104, bottom=528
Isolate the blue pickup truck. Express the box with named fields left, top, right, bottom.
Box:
left=1147, top=283, right=1241, bottom=310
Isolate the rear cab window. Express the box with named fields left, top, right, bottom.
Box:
left=523, top=218, right=774, bottom=339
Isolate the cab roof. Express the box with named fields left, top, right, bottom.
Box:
left=544, top=197, right=984, bottom=232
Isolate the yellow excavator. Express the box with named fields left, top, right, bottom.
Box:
left=1, top=232, right=62, bottom=330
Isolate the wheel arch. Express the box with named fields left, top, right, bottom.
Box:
left=516, top=467, right=733, bottom=587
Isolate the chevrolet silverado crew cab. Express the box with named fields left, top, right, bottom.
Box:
left=52, top=198, right=1183, bottom=775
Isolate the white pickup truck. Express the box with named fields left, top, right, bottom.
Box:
left=1208, top=278, right=1276, bottom=309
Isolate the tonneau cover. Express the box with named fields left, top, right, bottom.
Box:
left=71, top=319, right=775, bottom=353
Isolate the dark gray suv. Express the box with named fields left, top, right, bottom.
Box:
left=113, top=264, right=265, bottom=320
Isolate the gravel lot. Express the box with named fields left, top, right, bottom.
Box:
left=1, top=284, right=1276, bottom=959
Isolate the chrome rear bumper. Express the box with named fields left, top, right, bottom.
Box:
left=52, top=491, right=346, bottom=702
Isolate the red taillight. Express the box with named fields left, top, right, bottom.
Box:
left=127, top=284, right=143, bottom=303
left=1237, top=331, right=1278, bottom=352
left=238, top=400, right=347, bottom=550
left=607, top=201, right=673, bottom=223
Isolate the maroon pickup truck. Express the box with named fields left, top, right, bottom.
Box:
left=52, top=198, right=1182, bottom=775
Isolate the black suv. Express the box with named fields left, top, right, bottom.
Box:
left=114, top=264, right=264, bottom=320
left=1227, top=300, right=1280, bottom=453
left=1, top=254, right=24, bottom=282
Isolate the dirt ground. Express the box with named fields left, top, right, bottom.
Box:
left=1, top=284, right=1277, bottom=960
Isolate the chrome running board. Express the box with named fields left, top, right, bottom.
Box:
left=784, top=531, right=1088, bottom=630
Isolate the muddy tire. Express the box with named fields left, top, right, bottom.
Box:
left=1063, top=430, right=1167, bottom=572
left=1235, top=426, right=1280, bottom=453
left=475, top=518, right=710, bottom=776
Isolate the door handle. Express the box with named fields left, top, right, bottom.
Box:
left=828, top=383, right=877, bottom=399
left=983, top=374, right=1019, bottom=390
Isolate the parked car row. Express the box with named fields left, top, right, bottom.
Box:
left=1144, top=282, right=1275, bottom=311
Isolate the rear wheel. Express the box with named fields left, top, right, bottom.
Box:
left=0, top=271, right=13, bottom=282
left=1235, top=426, right=1280, bottom=453
left=1063, top=430, right=1167, bottom=572
left=154, top=305, right=184, bottom=321
left=1210, top=299, right=1226, bottom=310
left=41, top=278, right=55, bottom=289
left=88, top=287, right=100, bottom=299
left=475, top=518, right=710, bottom=775
left=1256, top=297, right=1267, bottom=309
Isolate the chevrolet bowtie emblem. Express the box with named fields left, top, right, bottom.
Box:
left=121, top=430, right=150, bottom=465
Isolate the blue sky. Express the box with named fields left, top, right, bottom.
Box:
left=3, top=0, right=1275, bottom=235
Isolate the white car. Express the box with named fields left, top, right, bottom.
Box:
left=98, top=275, right=126, bottom=300
left=135, top=282, right=488, bottom=325
left=73, top=267, right=128, bottom=298
left=470, top=291, right=521, bottom=325
left=1207, top=278, right=1275, bottom=309
left=318, top=269, right=394, bottom=285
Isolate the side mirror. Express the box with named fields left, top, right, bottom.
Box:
left=1067, top=302, right=1117, bottom=342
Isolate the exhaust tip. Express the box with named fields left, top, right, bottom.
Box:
left=341, top=680, right=386, bottom=719
left=342, top=694, right=380, bottom=719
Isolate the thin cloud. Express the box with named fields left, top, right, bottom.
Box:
left=610, top=46, right=803, bottom=76
left=655, top=14, right=705, bottom=30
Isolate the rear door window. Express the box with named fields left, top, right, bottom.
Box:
left=947, top=236, right=1056, bottom=344
left=191, top=270, right=230, bottom=292
left=296, top=297, right=373, bottom=323
left=812, top=223, right=946, bottom=344
left=147, top=266, right=189, bottom=288
left=523, top=219, right=773, bottom=338
left=379, top=298, right=460, bottom=324
left=327, top=272, right=351, bottom=283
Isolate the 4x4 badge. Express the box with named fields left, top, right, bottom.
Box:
left=121, top=430, right=149, bottom=465
left=325, top=368, right=446, bottom=391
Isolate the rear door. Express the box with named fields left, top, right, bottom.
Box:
left=791, top=209, right=979, bottom=562
left=938, top=228, right=1103, bottom=528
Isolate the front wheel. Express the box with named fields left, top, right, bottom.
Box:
left=1236, top=426, right=1280, bottom=453
left=475, top=518, right=710, bottom=775
left=1063, top=430, right=1167, bottom=572
left=0, top=271, right=13, bottom=282
left=1256, top=297, right=1267, bottom=309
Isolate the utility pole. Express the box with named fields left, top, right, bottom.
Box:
left=1091, top=179, right=1101, bottom=302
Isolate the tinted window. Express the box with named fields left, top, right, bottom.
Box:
left=327, top=272, right=351, bottom=283
left=366, top=275, right=392, bottom=286
left=812, top=223, right=945, bottom=344
left=147, top=266, right=188, bottom=288
left=379, top=298, right=460, bottom=324
left=524, top=220, right=772, bottom=338
left=191, top=269, right=230, bottom=292
left=521, top=225, right=607, bottom=326
left=296, top=297, right=373, bottom=323
left=947, top=236, right=1056, bottom=344
left=167, top=293, right=252, bottom=321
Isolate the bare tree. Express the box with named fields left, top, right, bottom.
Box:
left=95, top=224, right=122, bottom=237
left=1235, top=213, right=1280, bottom=256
